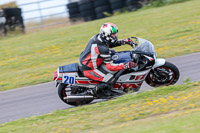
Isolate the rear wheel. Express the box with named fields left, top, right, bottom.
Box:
left=0, top=24, right=7, bottom=36
left=58, top=83, right=93, bottom=106
left=145, top=61, right=180, bottom=87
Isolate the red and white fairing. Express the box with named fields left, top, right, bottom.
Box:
left=54, top=67, right=151, bottom=90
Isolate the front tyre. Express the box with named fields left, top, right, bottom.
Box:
left=145, top=61, right=180, bottom=87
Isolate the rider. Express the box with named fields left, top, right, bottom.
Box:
left=79, top=22, right=137, bottom=95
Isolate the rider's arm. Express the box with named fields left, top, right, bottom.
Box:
left=109, top=38, right=133, bottom=48
left=98, top=45, right=125, bottom=71
left=109, top=40, right=122, bottom=48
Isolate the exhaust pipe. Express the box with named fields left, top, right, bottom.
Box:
left=64, top=95, right=94, bottom=102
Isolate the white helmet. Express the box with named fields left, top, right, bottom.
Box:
left=100, top=23, right=119, bottom=44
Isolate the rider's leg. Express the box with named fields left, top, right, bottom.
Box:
left=83, top=69, right=114, bottom=95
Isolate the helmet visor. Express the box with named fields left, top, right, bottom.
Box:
left=111, top=32, right=119, bottom=41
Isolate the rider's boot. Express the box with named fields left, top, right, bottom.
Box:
left=78, top=83, right=110, bottom=96
left=87, top=86, right=98, bottom=96
left=87, top=83, right=110, bottom=96
left=77, top=86, right=98, bottom=97
left=96, top=83, right=112, bottom=96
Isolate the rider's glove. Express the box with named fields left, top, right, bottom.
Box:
left=121, top=38, right=134, bottom=46
left=124, top=61, right=137, bottom=69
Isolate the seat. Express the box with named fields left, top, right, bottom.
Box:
left=59, top=63, right=78, bottom=73
left=77, top=66, right=85, bottom=77
left=59, top=63, right=85, bottom=77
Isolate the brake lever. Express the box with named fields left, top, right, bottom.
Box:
left=130, top=37, right=138, bottom=50
left=131, top=37, right=138, bottom=46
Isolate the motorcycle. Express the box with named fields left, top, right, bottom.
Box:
left=53, top=37, right=180, bottom=106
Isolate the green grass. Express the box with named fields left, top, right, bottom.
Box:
left=0, top=82, right=200, bottom=133
left=146, top=0, right=191, bottom=7
left=0, top=0, right=200, bottom=91
left=101, top=109, right=200, bottom=133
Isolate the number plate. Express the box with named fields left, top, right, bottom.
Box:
left=62, top=73, right=75, bottom=84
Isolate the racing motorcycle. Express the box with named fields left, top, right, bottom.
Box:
left=53, top=37, right=180, bottom=106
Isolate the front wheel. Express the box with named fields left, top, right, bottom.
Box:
left=145, top=61, right=180, bottom=87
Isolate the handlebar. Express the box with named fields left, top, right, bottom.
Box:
left=130, top=37, right=138, bottom=51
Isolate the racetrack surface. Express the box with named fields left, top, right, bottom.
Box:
left=0, top=52, right=200, bottom=124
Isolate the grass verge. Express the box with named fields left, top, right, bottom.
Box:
left=0, top=81, right=200, bottom=132
left=0, top=0, right=200, bottom=91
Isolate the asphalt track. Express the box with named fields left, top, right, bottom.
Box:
left=0, top=52, right=200, bottom=124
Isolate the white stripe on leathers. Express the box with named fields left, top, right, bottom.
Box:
left=91, top=44, right=98, bottom=69
left=91, top=44, right=114, bottom=82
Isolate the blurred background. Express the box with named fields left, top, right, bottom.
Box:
left=0, top=0, right=147, bottom=35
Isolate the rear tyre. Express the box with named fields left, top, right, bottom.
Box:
left=67, top=2, right=79, bottom=9
left=111, top=3, right=123, bottom=10
left=67, top=2, right=80, bottom=21
left=0, top=24, right=7, bottom=36
left=80, top=10, right=95, bottom=17
left=95, top=5, right=111, bottom=13
left=94, top=0, right=110, bottom=7
left=79, top=3, right=93, bottom=11
left=145, top=61, right=180, bottom=87
left=58, top=83, right=93, bottom=106
left=79, top=0, right=92, bottom=5
left=69, top=8, right=80, bottom=15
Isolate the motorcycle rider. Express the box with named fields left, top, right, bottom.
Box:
left=79, top=22, right=137, bottom=96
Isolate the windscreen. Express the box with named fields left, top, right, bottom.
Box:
left=135, top=37, right=157, bottom=59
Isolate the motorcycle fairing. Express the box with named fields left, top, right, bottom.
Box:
left=55, top=58, right=165, bottom=88
left=117, top=69, right=150, bottom=83
left=54, top=69, right=149, bottom=90
left=152, top=58, right=165, bottom=69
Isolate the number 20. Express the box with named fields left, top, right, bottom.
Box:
left=64, top=76, right=74, bottom=84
